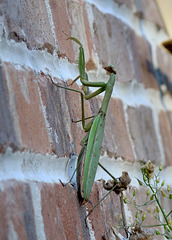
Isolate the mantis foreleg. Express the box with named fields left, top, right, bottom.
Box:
left=49, top=78, right=93, bottom=132
left=63, top=31, right=108, bottom=99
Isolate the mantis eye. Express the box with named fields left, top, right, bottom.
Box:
left=104, top=65, right=116, bottom=74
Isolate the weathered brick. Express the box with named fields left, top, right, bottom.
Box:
left=114, top=0, right=135, bottom=10
left=38, top=74, right=92, bottom=156
left=0, top=187, right=7, bottom=240
left=49, top=0, right=94, bottom=66
left=38, top=75, right=73, bottom=157
left=0, top=0, right=55, bottom=51
left=87, top=181, right=124, bottom=239
left=3, top=63, right=51, bottom=154
left=127, top=105, right=161, bottom=163
left=0, top=180, right=36, bottom=240
left=0, top=1, right=171, bottom=240
left=65, top=0, right=94, bottom=65
left=64, top=81, right=93, bottom=155
left=135, top=0, right=165, bottom=30
left=40, top=180, right=123, bottom=240
left=159, top=110, right=172, bottom=167
left=156, top=45, right=172, bottom=95
left=41, top=183, right=87, bottom=240
left=49, top=0, right=75, bottom=60
left=92, top=6, right=134, bottom=83
left=132, top=34, right=159, bottom=89
left=0, top=62, right=19, bottom=152
left=103, top=98, right=135, bottom=161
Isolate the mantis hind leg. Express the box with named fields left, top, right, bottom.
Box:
left=72, top=115, right=95, bottom=123
left=64, top=132, right=89, bottom=187
left=67, top=75, right=80, bottom=87
left=50, top=77, right=92, bottom=132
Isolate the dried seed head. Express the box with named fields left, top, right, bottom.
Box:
left=141, top=160, right=155, bottom=180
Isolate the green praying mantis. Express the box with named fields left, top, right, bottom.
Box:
left=51, top=32, right=117, bottom=203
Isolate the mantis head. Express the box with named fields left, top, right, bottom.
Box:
left=104, top=65, right=116, bottom=74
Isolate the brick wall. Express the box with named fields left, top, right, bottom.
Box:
left=0, top=0, right=172, bottom=239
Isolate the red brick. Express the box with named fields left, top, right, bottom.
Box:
left=49, top=0, right=75, bottom=60
left=50, top=0, right=94, bottom=65
left=0, top=62, right=19, bottom=152
left=127, top=105, right=161, bottom=163
left=0, top=180, right=36, bottom=240
left=65, top=0, right=94, bottom=64
left=90, top=2, right=164, bottom=88
left=0, top=187, right=8, bottom=239
left=133, top=35, right=159, bottom=89
left=159, top=110, right=172, bottom=167
left=136, top=0, right=165, bottom=30
left=92, top=6, right=134, bottom=83
left=38, top=75, right=73, bottom=156
left=65, top=81, right=93, bottom=155
left=109, top=27, right=158, bottom=88
left=41, top=183, right=86, bottom=240
left=38, top=74, right=92, bottom=156
left=157, top=46, right=172, bottom=94
left=87, top=181, right=124, bottom=239
left=40, top=180, right=123, bottom=240
left=103, top=98, right=135, bottom=161
left=114, top=0, right=135, bottom=10
left=1, top=0, right=55, bottom=51
left=3, top=63, right=51, bottom=154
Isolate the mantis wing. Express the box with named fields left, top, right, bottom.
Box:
left=82, top=113, right=106, bottom=201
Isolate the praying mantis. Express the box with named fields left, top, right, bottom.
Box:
left=51, top=32, right=117, bottom=203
